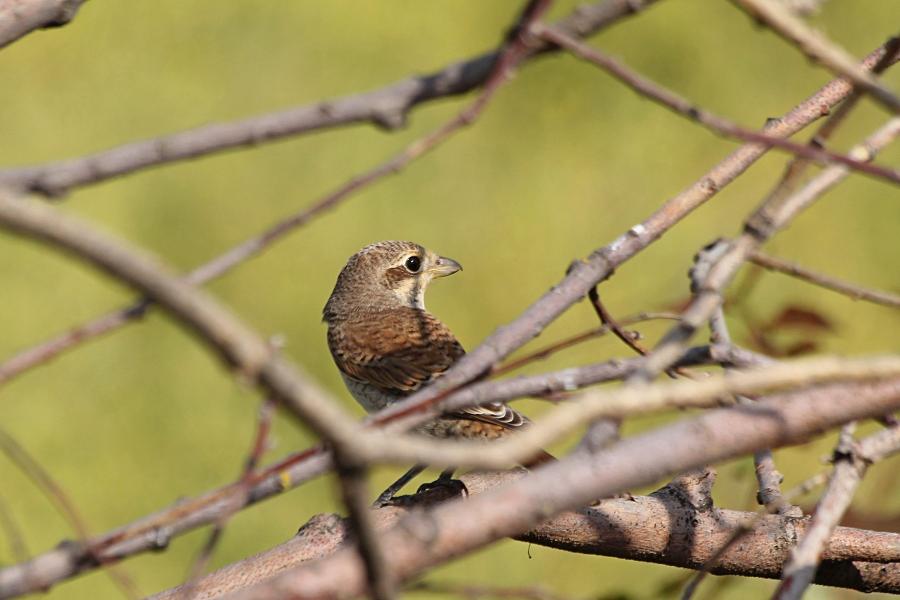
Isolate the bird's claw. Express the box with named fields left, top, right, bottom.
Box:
left=416, top=476, right=468, bottom=500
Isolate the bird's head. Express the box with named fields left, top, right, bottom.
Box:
left=323, top=240, right=461, bottom=321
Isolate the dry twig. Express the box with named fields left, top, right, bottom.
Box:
left=0, top=0, right=664, bottom=390
left=534, top=24, right=900, bottom=184
left=629, top=117, right=900, bottom=384
left=749, top=251, right=900, bottom=309
left=195, top=378, right=900, bottom=599
left=732, top=0, right=900, bottom=114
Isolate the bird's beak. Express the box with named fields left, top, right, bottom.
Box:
left=429, top=255, right=462, bottom=277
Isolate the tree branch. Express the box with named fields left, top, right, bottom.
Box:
left=731, top=0, right=900, bottom=114
left=340, top=37, right=900, bottom=450
left=772, top=423, right=900, bottom=598
left=629, top=117, right=900, bottom=383
left=0, top=191, right=363, bottom=452
left=0, top=0, right=660, bottom=197
left=749, top=251, right=900, bottom=309
left=154, top=474, right=900, bottom=598
left=0, top=0, right=85, bottom=50
left=534, top=25, right=900, bottom=185
left=175, top=373, right=900, bottom=600
left=0, top=346, right=736, bottom=598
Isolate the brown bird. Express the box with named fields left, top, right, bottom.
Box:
left=324, top=240, right=551, bottom=504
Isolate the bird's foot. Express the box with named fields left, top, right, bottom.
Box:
left=372, top=489, right=401, bottom=509
left=416, top=475, right=468, bottom=500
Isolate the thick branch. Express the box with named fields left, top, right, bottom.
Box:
left=773, top=424, right=900, bottom=599
left=212, top=378, right=900, bottom=599
left=154, top=472, right=900, bottom=599
left=0, top=347, right=733, bottom=598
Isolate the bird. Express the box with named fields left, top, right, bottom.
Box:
left=323, top=240, right=552, bottom=504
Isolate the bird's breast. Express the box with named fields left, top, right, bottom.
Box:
left=341, top=372, right=399, bottom=413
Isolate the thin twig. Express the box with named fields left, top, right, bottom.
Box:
left=586, top=288, right=648, bottom=357
left=0, top=345, right=736, bottom=598
left=534, top=24, right=900, bottom=185
left=0, top=427, right=140, bottom=599
left=691, top=240, right=795, bottom=516
left=772, top=422, right=867, bottom=600
left=680, top=471, right=830, bottom=600
left=208, top=378, right=900, bottom=600
left=0, top=493, right=29, bottom=564
left=761, top=36, right=900, bottom=203
left=489, top=312, right=680, bottom=378
left=176, top=397, right=276, bottom=600
left=628, top=117, right=900, bottom=383
left=749, top=251, right=900, bottom=309
left=731, top=0, right=900, bottom=114
left=0, top=0, right=662, bottom=197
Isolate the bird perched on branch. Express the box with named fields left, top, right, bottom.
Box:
left=324, top=240, right=551, bottom=504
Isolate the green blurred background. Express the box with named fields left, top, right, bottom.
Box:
left=1, top=1, right=899, bottom=598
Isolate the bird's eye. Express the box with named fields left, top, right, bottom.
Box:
left=404, top=256, right=421, bottom=272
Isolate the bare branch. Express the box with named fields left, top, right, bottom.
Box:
left=0, top=347, right=734, bottom=598
left=488, top=311, right=680, bottom=378
left=0, top=0, right=85, bottom=50
left=535, top=24, right=900, bottom=184
left=0, top=1, right=666, bottom=390
left=691, top=241, right=795, bottom=517
left=200, top=376, right=900, bottom=600
left=347, top=38, right=900, bottom=444
left=0, top=493, right=29, bottom=565
left=749, top=251, right=900, bottom=309
left=732, top=0, right=900, bottom=114
left=153, top=472, right=900, bottom=599
left=762, top=36, right=900, bottom=204
left=0, top=191, right=367, bottom=453
left=774, top=423, right=900, bottom=599
left=0, top=0, right=661, bottom=197
left=0, top=427, right=140, bottom=599
left=630, top=117, right=900, bottom=383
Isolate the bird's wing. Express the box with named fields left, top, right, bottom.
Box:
left=329, top=308, right=464, bottom=394
left=330, top=307, right=529, bottom=432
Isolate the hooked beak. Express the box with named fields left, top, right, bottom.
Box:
left=429, top=255, right=462, bottom=277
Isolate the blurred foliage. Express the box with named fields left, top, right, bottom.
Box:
left=0, top=1, right=898, bottom=598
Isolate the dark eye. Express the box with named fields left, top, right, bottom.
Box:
left=404, top=256, right=421, bottom=272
